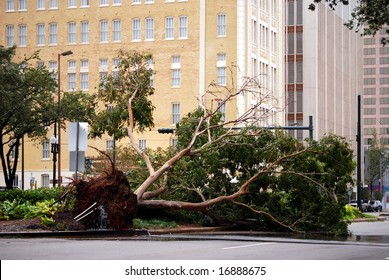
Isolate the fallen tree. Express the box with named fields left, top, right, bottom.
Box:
left=71, top=50, right=355, bottom=234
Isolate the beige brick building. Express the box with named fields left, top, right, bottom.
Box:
left=1, top=0, right=285, bottom=189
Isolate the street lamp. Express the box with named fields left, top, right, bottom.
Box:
left=49, top=120, right=58, bottom=187
left=57, top=50, right=73, bottom=186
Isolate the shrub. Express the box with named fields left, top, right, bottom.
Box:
left=0, top=187, right=65, bottom=204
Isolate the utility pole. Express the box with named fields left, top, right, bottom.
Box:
left=357, top=95, right=362, bottom=211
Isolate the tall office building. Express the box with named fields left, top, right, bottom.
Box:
left=362, top=26, right=389, bottom=196
left=285, top=0, right=363, bottom=141
left=1, top=0, right=284, bottom=189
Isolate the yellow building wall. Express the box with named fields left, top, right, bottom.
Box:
left=0, top=0, right=284, bottom=188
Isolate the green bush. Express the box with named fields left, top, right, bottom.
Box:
left=0, top=187, right=65, bottom=204
left=0, top=198, right=58, bottom=225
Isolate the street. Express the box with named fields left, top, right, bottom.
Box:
left=0, top=218, right=389, bottom=260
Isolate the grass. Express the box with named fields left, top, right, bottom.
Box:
left=133, top=218, right=177, bottom=229
left=343, top=205, right=376, bottom=221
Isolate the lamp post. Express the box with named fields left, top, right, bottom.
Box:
left=57, top=50, right=73, bottom=186
left=50, top=120, right=58, bottom=187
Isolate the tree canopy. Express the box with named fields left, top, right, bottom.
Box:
left=0, top=46, right=57, bottom=190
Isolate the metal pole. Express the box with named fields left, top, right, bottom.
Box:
left=75, top=122, right=79, bottom=179
left=357, top=95, right=362, bottom=211
left=52, top=120, right=57, bottom=187
left=57, top=53, right=61, bottom=186
left=309, top=116, right=313, bottom=141
left=22, top=135, right=24, bottom=190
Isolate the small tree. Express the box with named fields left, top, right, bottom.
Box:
left=0, top=46, right=57, bottom=190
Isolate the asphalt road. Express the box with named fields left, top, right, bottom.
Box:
left=1, top=219, right=389, bottom=260
left=1, top=237, right=389, bottom=260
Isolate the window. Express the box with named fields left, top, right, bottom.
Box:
left=81, top=0, right=89, bottom=7
left=380, top=48, right=389, bottom=55
left=364, top=118, right=376, bottom=125
left=217, top=13, right=226, bottom=36
left=100, top=0, right=108, bottom=5
left=68, top=22, right=76, bottom=44
left=132, top=0, right=141, bottom=4
left=287, top=33, right=294, bottom=54
left=81, top=21, right=89, bottom=43
left=165, top=17, right=174, bottom=39
left=364, top=78, right=376, bottom=85
left=364, top=108, right=376, bottom=115
left=80, top=73, right=89, bottom=90
left=6, top=25, right=15, bottom=47
left=113, top=0, right=121, bottom=5
left=49, top=23, right=57, bottom=45
left=18, top=0, right=27, bottom=10
left=381, top=88, right=389, bottom=95
left=68, top=0, right=76, bottom=8
left=80, top=59, right=89, bottom=90
left=380, top=67, right=389, bottom=75
left=172, top=103, right=180, bottom=124
left=112, top=58, right=120, bottom=78
left=18, top=25, right=27, bottom=46
left=132, top=19, right=141, bottom=41
left=364, top=58, right=376, bottom=65
left=288, top=62, right=295, bottom=83
left=138, top=139, right=147, bottom=150
left=171, top=56, right=181, bottom=87
left=42, top=140, right=50, bottom=159
left=113, top=20, right=121, bottom=42
left=106, top=140, right=114, bottom=151
left=100, top=20, right=108, bottom=42
left=380, top=108, right=389, bottom=115
left=145, top=18, right=154, bottom=40
left=37, top=0, right=45, bottom=9
left=36, top=23, right=45, bottom=45
left=99, top=59, right=108, bottom=82
left=296, top=0, right=303, bottom=25
left=68, top=73, right=76, bottom=91
left=6, top=0, right=15, bottom=11
left=49, top=61, right=57, bottom=79
left=67, top=60, right=76, bottom=91
left=364, top=68, right=376, bottom=75
left=364, top=88, right=376, bottom=95
left=296, top=61, right=303, bottom=83
left=287, top=0, right=294, bottom=25
left=381, top=98, right=389, bottom=104
left=49, top=0, right=58, bottom=9
left=364, top=48, right=376, bottom=55
left=179, top=16, right=188, bottom=38
left=217, top=101, right=226, bottom=122
left=296, top=32, right=303, bottom=54
left=217, top=53, right=227, bottom=85
left=145, top=0, right=154, bottom=3
left=364, top=98, right=376, bottom=105
left=41, top=174, right=50, bottom=188
left=364, top=38, right=376, bottom=45
left=381, top=77, right=389, bottom=85
left=380, top=57, right=389, bottom=65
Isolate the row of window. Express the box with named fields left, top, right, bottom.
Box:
left=364, top=97, right=389, bottom=105
left=5, top=0, right=187, bottom=11
left=364, top=67, right=389, bottom=75
left=364, top=57, right=389, bottom=65
left=364, top=47, right=389, bottom=55
left=364, top=87, right=389, bottom=95
left=5, top=15, right=194, bottom=46
left=363, top=77, right=389, bottom=85
left=4, top=14, right=228, bottom=47
left=45, top=53, right=227, bottom=91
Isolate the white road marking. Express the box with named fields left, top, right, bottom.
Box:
left=222, top=243, right=276, bottom=250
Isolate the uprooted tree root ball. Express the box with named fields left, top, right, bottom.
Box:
left=70, top=168, right=137, bottom=230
